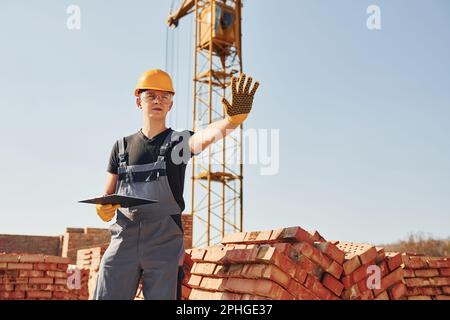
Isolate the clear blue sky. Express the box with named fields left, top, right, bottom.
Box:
left=1, top=0, right=449, bottom=245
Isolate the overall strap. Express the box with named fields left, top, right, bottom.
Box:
left=118, top=137, right=127, bottom=167
left=157, top=130, right=184, bottom=162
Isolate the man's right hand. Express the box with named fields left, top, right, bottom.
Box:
left=96, top=204, right=120, bottom=222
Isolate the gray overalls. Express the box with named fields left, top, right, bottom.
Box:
left=94, top=130, right=187, bottom=300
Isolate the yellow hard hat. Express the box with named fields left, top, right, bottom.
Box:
left=134, top=69, right=175, bottom=97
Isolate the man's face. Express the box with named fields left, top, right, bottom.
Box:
left=136, top=89, right=173, bottom=120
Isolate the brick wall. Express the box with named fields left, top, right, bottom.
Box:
left=0, top=235, right=62, bottom=256
left=0, top=253, right=88, bottom=300
left=61, top=228, right=111, bottom=263
left=182, top=214, right=193, bottom=249
left=182, top=227, right=450, bottom=300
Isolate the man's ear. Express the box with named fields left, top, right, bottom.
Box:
left=168, top=101, right=173, bottom=111
left=136, top=97, right=142, bottom=109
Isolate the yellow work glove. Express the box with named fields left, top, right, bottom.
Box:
left=222, top=73, right=260, bottom=125
left=95, top=204, right=120, bottom=222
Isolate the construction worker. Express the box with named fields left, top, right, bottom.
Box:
left=93, top=69, right=260, bottom=300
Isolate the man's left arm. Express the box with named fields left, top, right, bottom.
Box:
left=188, top=73, right=260, bottom=155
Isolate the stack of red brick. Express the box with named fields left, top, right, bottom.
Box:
left=334, top=242, right=405, bottom=300
left=181, top=252, right=194, bottom=300
left=181, top=226, right=450, bottom=300
left=401, top=254, right=450, bottom=300
left=76, top=245, right=108, bottom=299
left=184, top=227, right=345, bottom=300
left=0, top=253, right=88, bottom=300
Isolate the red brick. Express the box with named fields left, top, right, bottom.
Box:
left=322, top=273, right=344, bottom=296
left=374, top=291, right=390, bottom=300
left=28, top=277, right=54, bottom=285
left=221, top=232, right=246, bottom=244
left=243, top=231, right=261, bottom=243
left=344, top=279, right=375, bottom=300
left=187, top=274, right=202, bottom=288
left=56, top=264, right=69, bottom=271
left=19, top=270, right=44, bottom=278
left=191, top=263, right=217, bottom=276
left=314, top=242, right=345, bottom=265
left=375, top=247, right=386, bottom=263
left=385, top=252, right=403, bottom=271
left=241, top=264, right=290, bottom=289
left=388, top=282, right=407, bottom=300
left=189, top=248, right=207, bottom=261
left=440, top=268, right=450, bottom=277
left=373, top=267, right=404, bottom=296
left=0, top=262, right=7, bottom=269
left=272, top=243, right=300, bottom=262
left=429, top=277, right=450, bottom=286
left=442, top=286, right=450, bottom=294
left=256, top=246, right=296, bottom=278
left=1, top=276, right=28, bottom=285
left=45, top=270, right=69, bottom=278
left=15, top=284, right=43, bottom=291
left=419, top=287, right=442, bottom=296
left=343, top=283, right=374, bottom=300
left=337, top=242, right=378, bottom=265
left=350, top=260, right=382, bottom=285
left=0, top=284, right=14, bottom=291
left=326, top=260, right=344, bottom=280
left=26, top=291, right=52, bottom=299
left=54, top=278, right=68, bottom=285
left=188, top=288, right=230, bottom=300
left=434, top=295, right=450, bottom=300
left=181, top=285, right=191, bottom=300
left=18, top=254, right=46, bottom=263
left=33, top=263, right=58, bottom=271
left=343, top=256, right=361, bottom=276
left=255, top=230, right=273, bottom=242
left=379, top=260, right=390, bottom=277
left=44, top=256, right=71, bottom=264
left=427, top=258, right=450, bottom=268
left=213, top=264, right=244, bottom=277
left=48, top=284, right=69, bottom=292
left=225, top=247, right=259, bottom=264
left=403, top=268, right=415, bottom=278
left=341, top=275, right=355, bottom=290
left=308, top=230, right=326, bottom=242
left=407, top=295, right=432, bottom=300
left=296, top=255, right=323, bottom=280
left=294, top=267, right=307, bottom=284
left=268, top=229, right=284, bottom=242
left=405, top=277, right=430, bottom=287
left=274, top=226, right=315, bottom=245
left=241, top=294, right=271, bottom=300
left=304, top=275, right=335, bottom=300
left=52, top=291, right=72, bottom=300
left=224, top=277, right=293, bottom=300
left=242, top=231, right=274, bottom=244
left=292, top=242, right=332, bottom=271
left=414, top=269, right=439, bottom=278
left=0, top=291, right=25, bottom=299
left=199, top=277, right=227, bottom=291
left=0, top=254, right=20, bottom=263
left=359, top=289, right=374, bottom=300
left=403, top=255, right=428, bottom=269
left=288, top=280, right=319, bottom=300
left=7, top=263, right=33, bottom=270
left=202, top=248, right=227, bottom=263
